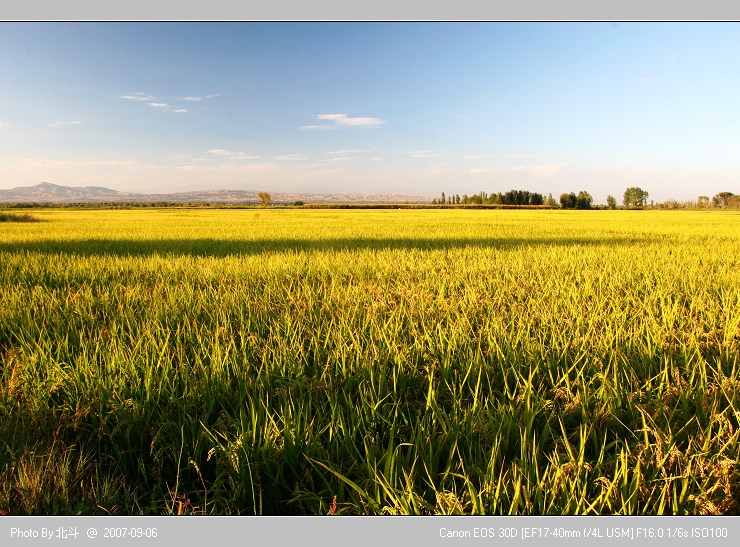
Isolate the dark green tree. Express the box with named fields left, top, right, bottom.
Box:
left=560, top=192, right=577, bottom=209
left=606, top=195, right=617, bottom=209
left=623, top=187, right=649, bottom=208
left=575, top=191, right=593, bottom=210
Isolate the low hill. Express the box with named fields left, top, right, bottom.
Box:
left=0, top=182, right=429, bottom=204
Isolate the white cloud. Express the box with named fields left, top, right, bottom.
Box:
left=325, top=149, right=369, bottom=156
left=48, top=121, right=83, bottom=127
left=119, top=92, right=190, bottom=113
left=302, top=113, right=385, bottom=131
left=119, top=92, right=154, bottom=101
left=323, top=156, right=352, bottom=162
left=316, top=113, right=385, bottom=127
left=207, top=149, right=259, bottom=161
left=178, top=94, right=221, bottom=102
left=230, top=152, right=260, bottom=160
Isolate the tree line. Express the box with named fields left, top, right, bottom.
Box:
left=432, top=190, right=546, bottom=206
left=430, top=187, right=739, bottom=210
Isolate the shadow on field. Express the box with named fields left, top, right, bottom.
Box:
left=0, top=236, right=656, bottom=257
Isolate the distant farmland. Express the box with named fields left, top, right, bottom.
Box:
left=1, top=208, right=738, bottom=514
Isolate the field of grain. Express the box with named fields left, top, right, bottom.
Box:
left=1, top=208, right=739, bottom=514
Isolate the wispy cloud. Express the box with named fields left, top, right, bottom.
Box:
left=119, top=92, right=154, bottom=101
left=325, top=149, right=370, bottom=156
left=177, top=93, right=222, bottom=102
left=207, top=149, right=260, bottom=161
left=323, top=156, right=352, bottom=162
left=316, top=113, right=385, bottom=127
left=301, top=113, right=385, bottom=131
left=409, top=150, right=438, bottom=158
left=48, top=121, right=83, bottom=127
left=119, top=92, right=193, bottom=114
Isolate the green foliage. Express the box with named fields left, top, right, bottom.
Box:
left=575, top=191, right=593, bottom=210
left=559, top=192, right=577, bottom=209
left=0, top=211, right=41, bottom=222
left=606, top=196, right=617, bottom=210
left=457, top=190, right=544, bottom=206
left=1, top=209, right=739, bottom=515
left=623, top=186, right=649, bottom=208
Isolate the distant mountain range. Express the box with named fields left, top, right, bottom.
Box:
left=0, top=182, right=429, bottom=204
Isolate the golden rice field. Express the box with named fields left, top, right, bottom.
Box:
left=0, top=207, right=739, bottom=514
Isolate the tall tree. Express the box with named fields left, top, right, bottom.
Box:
left=257, top=191, right=271, bottom=206
left=575, top=191, right=593, bottom=209
left=623, top=187, right=649, bottom=208
left=559, top=192, right=577, bottom=209
left=712, top=192, right=734, bottom=207
left=606, top=195, right=617, bottom=210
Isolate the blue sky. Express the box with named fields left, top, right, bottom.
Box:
left=1, top=22, right=739, bottom=202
